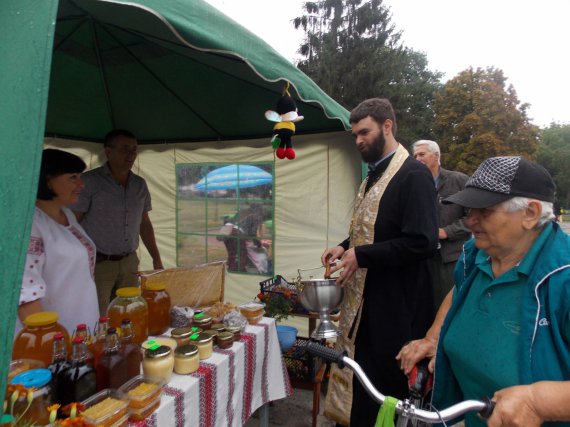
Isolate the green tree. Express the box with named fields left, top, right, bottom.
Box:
left=294, top=0, right=443, bottom=146
left=433, top=67, right=539, bottom=175
left=537, top=123, right=570, bottom=207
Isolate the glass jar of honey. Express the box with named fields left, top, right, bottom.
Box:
left=142, top=282, right=171, bottom=336
left=192, top=312, right=212, bottom=330
left=216, top=332, right=234, bottom=350
left=107, top=287, right=148, bottom=345
left=10, top=368, right=54, bottom=425
left=12, top=312, right=70, bottom=366
left=189, top=333, right=213, bottom=360
left=170, top=327, right=194, bottom=347
left=174, top=344, right=200, bottom=375
left=142, top=345, right=174, bottom=383
left=225, top=325, right=242, bottom=341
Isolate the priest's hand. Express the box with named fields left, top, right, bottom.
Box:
left=321, top=246, right=345, bottom=268
left=331, top=247, right=358, bottom=286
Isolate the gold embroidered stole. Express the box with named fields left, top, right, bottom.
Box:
left=323, top=144, right=409, bottom=425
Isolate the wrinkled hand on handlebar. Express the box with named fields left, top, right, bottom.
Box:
left=395, top=337, right=437, bottom=375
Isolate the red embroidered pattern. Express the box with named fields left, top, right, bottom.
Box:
left=68, top=225, right=96, bottom=277
left=260, top=323, right=270, bottom=404
left=193, top=363, right=217, bottom=427
left=162, top=385, right=185, bottom=426
left=215, top=348, right=236, bottom=426
left=28, top=237, right=44, bottom=256
left=240, top=332, right=257, bottom=424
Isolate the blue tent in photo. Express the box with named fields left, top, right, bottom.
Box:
left=194, top=165, right=272, bottom=191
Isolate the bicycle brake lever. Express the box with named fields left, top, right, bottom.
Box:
left=479, top=396, right=495, bottom=419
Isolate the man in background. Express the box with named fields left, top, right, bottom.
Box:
left=73, top=129, right=163, bottom=314
left=413, top=139, right=470, bottom=307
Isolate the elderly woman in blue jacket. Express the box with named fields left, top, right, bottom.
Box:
left=396, top=156, right=570, bottom=427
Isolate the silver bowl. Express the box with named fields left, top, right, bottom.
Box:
left=298, top=278, right=344, bottom=339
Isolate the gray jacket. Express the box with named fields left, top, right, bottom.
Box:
left=437, top=168, right=470, bottom=263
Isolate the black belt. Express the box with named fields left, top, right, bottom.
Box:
left=96, top=251, right=132, bottom=262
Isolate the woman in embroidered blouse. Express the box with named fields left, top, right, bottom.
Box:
left=17, top=149, right=99, bottom=335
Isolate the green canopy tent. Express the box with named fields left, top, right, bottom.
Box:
left=0, top=0, right=355, bottom=402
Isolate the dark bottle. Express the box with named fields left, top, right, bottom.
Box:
left=95, top=327, right=128, bottom=391
left=89, top=316, right=109, bottom=367
left=120, top=319, right=141, bottom=381
left=73, top=323, right=94, bottom=366
left=58, top=336, right=97, bottom=406
left=48, top=332, right=70, bottom=403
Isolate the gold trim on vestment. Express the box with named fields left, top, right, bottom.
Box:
left=324, top=144, right=409, bottom=425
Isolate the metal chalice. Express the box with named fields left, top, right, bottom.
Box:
left=297, top=274, right=344, bottom=339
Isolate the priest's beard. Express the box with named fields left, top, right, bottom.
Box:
left=360, top=132, right=386, bottom=163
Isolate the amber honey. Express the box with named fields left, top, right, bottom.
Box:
left=12, top=312, right=70, bottom=366
left=142, top=283, right=171, bottom=335
left=107, top=287, right=148, bottom=346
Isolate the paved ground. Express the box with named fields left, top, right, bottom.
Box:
left=245, top=388, right=334, bottom=427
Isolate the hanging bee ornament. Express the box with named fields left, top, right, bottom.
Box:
left=265, top=84, right=304, bottom=160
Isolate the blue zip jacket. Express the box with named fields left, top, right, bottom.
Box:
left=432, top=222, right=570, bottom=426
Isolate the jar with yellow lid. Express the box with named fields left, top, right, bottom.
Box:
left=12, top=312, right=70, bottom=366
left=142, top=345, right=174, bottom=383
left=142, top=282, right=171, bottom=336
left=170, top=327, right=194, bottom=347
left=192, top=312, right=212, bottom=330
left=174, top=344, right=200, bottom=375
left=189, top=333, right=213, bottom=360
left=107, top=287, right=148, bottom=345
left=216, top=332, right=234, bottom=350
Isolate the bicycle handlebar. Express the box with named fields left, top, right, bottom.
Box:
left=306, top=342, right=495, bottom=423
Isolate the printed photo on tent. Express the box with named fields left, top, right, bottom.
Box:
left=176, top=163, right=274, bottom=275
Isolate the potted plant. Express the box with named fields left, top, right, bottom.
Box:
left=256, top=292, right=298, bottom=352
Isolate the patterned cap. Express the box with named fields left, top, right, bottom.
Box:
left=443, top=156, right=555, bottom=208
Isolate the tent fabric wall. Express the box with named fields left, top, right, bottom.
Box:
left=0, top=0, right=59, bottom=404
left=45, top=131, right=360, bottom=333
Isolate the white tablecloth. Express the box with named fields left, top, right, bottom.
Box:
left=129, top=317, right=292, bottom=426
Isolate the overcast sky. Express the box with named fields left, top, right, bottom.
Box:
left=205, top=0, right=569, bottom=128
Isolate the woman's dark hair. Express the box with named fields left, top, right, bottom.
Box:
left=37, top=149, right=87, bottom=200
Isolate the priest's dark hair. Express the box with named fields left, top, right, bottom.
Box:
left=349, top=97, right=397, bottom=136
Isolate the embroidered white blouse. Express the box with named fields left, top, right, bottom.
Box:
left=16, top=207, right=100, bottom=336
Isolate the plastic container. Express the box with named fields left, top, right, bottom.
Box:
left=107, top=287, right=148, bottom=345
left=10, top=368, right=53, bottom=425
left=81, top=388, right=129, bottom=427
left=239, top=302, right=265, bottom=324
left=118, top=374, right=164, bottom=410
left=142, top=282, right=171, bottom=336
left=216, top=332, right=234, bottom=349
left=127, top=397, right=161, bottom=421
left=174, top=344, right=200, bottom=375
left=189, top=333, right=213, bottom=360
left=142, top=345, right=174, bottom=383
left=12, top=312, right=70, bottom=366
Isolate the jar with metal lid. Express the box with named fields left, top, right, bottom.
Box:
left=173, top=344, right=200, bottom=375
left=203, top=329, right=219, bottom=344
left=10, top=368, right=54, bottom=425
left=142, top=282, right=171, bottom=336
left=108, top=287, right=148, bottom=345
left=12, top=312, right=71, bottom=366
left=211, top=323, right=225, bottom=333
left=192, top=312, right=212, bottom=330
left=142, top=345, right=174, bottom=383
left=216, top=332, right=234, bottom=350
left=170, top=327, right=194, bottom=347
left=189, top=333, right=213, bottom=360
left=225, top=325, right=242, bottom=341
